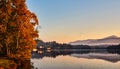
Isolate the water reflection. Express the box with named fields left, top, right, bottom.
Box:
left=32, top=49, right=91, bottom=59
left=32, top=49, right=120, bottom=62
left=31, top=49, right=120, bottom=69
left=0, top=59, right=33, bottom=69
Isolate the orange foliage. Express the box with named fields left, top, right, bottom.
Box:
left=0, top=0, right=39, bottom=59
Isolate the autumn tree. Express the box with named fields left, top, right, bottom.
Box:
left=0, top=0, right=39, bottom=59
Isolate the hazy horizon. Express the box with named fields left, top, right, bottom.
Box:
left=27, top=0, right=120, bottom=43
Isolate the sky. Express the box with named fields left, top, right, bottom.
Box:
left=26, top=0, right=120, bottom=43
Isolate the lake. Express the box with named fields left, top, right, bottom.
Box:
left=31, top=49, right=120, bottom=69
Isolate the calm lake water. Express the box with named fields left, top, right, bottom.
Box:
left=31, top=49, right=120, bottom=69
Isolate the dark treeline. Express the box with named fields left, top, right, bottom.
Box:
left=32, top=40, right=120, bottom=58
left=36, top=40, right=91, bottom=50
left=107, top=44, right=120, bottom=54
left=107, top=44, right=120, bottom=49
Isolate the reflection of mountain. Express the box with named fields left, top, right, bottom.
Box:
left=71, top=53, right=120, bottom=63
left=32, top=49, right=120, bottom=63
left=32, top=50, right=66, bottom=59
left=70, top=35, right=120, bottom=46
left=32, top=49, right=91, bottom=59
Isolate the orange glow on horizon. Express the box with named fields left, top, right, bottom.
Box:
left=41, top=33, right=120, bottom=43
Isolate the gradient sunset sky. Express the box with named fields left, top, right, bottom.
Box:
left=26, top=0, right=120, bottom=43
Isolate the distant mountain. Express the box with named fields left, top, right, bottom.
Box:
left=70, top=35, right=120, bottom=46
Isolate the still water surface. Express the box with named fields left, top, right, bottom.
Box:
left=31, top=49, right=120, bottom=69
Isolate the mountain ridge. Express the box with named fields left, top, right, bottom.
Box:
left=70, top=35, right=120, bottom=46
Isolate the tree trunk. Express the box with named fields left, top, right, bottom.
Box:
left=6, top=45, right=10, bottom=57
left=16, top=31, right=19, bottom=49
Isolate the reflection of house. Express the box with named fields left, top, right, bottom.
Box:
left=44, top=45, right=52, bottom=50
left=39, top=46, right=44, bottom=49
left=38, top=51, right=43, bottom=54
left=47, top=47, right=51, bottom=50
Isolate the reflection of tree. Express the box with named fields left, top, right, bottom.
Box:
left=0, top=59, right=33, bottom=69
left=16, top=60, right=31, bottom=69
left=32, top=50, right=91, bottom=59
